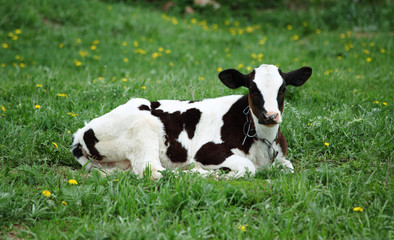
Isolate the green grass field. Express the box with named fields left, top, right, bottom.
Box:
left=0, top=0, right=393, bottom=239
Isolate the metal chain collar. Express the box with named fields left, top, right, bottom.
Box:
left=242, top=106, right=278, bottom=162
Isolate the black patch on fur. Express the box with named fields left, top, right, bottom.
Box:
left=151, top=101, right=161, bottom=109
left=275, top=128, right=288, bottom=156
left=195, top=142, right=233, bottom=165
left=138, top=104, right=150, bottom=111
left=71, top=143, right=84, bottom=159
left=195, top=95, right=256, bottom=166
left=83, top=128, right=104, bottom=160
left=166, top=139, right=188, bottom=163
left=221, top=95, right=255, bottom=153
left=149, top=102, right=202, bottom=163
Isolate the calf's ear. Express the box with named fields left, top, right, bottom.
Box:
left=219, top=69, right=249, bottom=89
left=283, top=66, right=312, bottom=87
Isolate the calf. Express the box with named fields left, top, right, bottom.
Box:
left=71, top=64, right=312, bottom=179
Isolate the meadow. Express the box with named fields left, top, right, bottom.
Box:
left=0, top=0, right=393, bottom=239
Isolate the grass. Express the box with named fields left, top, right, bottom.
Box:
left=0, top=0, right=393, bottom=239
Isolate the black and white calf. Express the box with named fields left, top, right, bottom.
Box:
left=71, top=64, right=312, bottom=179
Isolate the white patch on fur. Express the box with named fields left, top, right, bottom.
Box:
left=253, top=64, right=283, bottom=123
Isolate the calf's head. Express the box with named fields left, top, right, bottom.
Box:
left=219, top=64, right=312, bottom=126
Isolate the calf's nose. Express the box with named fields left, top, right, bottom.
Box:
left=265, top=112, right=280, bottom=123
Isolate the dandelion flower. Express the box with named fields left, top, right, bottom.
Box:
left=165, top=49, right=171, bottom=54
left=74, top=60, right=82, bottom=67
left=316, top=29, right=321, bottom=34
left=52, top=142, right=58, bottom=148
left=122, top=78, right=127, bottom=82
left=19, top=63, right=25, bottom=68
left=324, top=142, right=330, bottom=146
left=1, top=63, right=5, bottom=67
left=1, top=106, right=5, bottom=112
left=56, top=93, right=68, bottom=98
left=380, top=48, right=386, bottom=54
left=375, top=101, right=380, bottom=104
left=366, top=57, right=372, bottom=63
left=93, top=40, right=100, bottom=45
left=59, top=43, right=64, bottom=48
left=217, top=67, right=223, bottom=72
left=383, top=102, right=387, bottom=106
left=67, top=112, right=78, bottom=117
left=122, top=41, right=127, bottom=46
left=42, top=190, right=51, bottom=197
left=123, top=58, right=129, bottom=63
left=237, top=224, right=248, bottom=232
left=2, top=43, right=8, bottom=48
left=15, top=29, right=22, bottom=34
left=353, top=206, right=363, bottom=212
left=35, top=105, right=41, bottom=109
left=68, top=179, right=78, bottom=185
left=114, top=179, right=119, bottom=182
left=36, top=84, right=42, bottom=88
left=90, top=45, right=97, bottom=51
left=158, top=47, right=164, bottom=52
left=141, top=86, right=146, bottom=90
left=286, top=24, right=292, bottom=30
left=62, top=201, right=68, bottom=206
left=169, top=62, right=174, bottom=67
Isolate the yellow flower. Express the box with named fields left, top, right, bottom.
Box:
left=36, top=84, right=42, bottom=87
left=165, top=49, right=171, bottom=54
left=374, top=101, right=379, bottom=104
left=133, top=41, right=139, bottom=47
left=1, top=106, right=5, bottom=112
left=42, top=190, right=51, bottom=197
left=191, top=18, right=197, bottom=24
left=324, top=142, right=330, bottom=146
left=141, top=86, right=146, bottom=90
left=68, top=179, right=78, bottom=185
left=52, top=142, right=58, bottom=148
left=35, top=105, right=41, bottom=109
left=12, top=35, right=18, bottom=40
left=353, top=206, right=363, bottom=212
left=74, top=60, right=82, bottom=67
left=366, top=57, right=372, bottom=63
left=59, top=43, right=64, bottom=48
left=67, top=112, right=78, bottom=117
left=316, top=29, right=321, bottom=34
left=76, top=38, right=82, bottom=44
left=15, top=29, right=22, bottom=34
left=246, top=66, right=252, bottom=71
left=291, top=34, right=299, bottom=41
left=19, top=63, right=25, bottom=68
left=169, top=62, right=174, bottom=67
left=363, top=49, right=370, bottom=55
left=2, top=43, right=8, bottom=48
left=286, top=24, right=292, bottom=30
left=237, top=224, right=248, bottom=232
left=57, top=93, right=68, bottom=98
left=152, top=52, right=161, bottom=59
left=217, top=67, right=223, bottom=72
left=62, top=201, right=68, bottom=206
left=122, top=41, right=127, bottom=46
left=123, top=58, right=129, bottom=63
left=1, top=63, right=5, bottom=67
left=113, top=179, right=119, bottom=182
left=122, top=78, right=127, bottom=82
left=337, top=56, right=342, bottom=60
left=198, top=76, right=205, bottom=81
left=107, top=6, right=112, bottom=11
left=158, top=47, right=164, bottom=52
left=93, top=40, right=100, bottom=45
left=380, top=48, right=386, bottom=54
left=382, top=102, right=387, bottom=106
left=237, top=64, right=244, bottom=69
left=91, top=45, right=97, bottom=51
